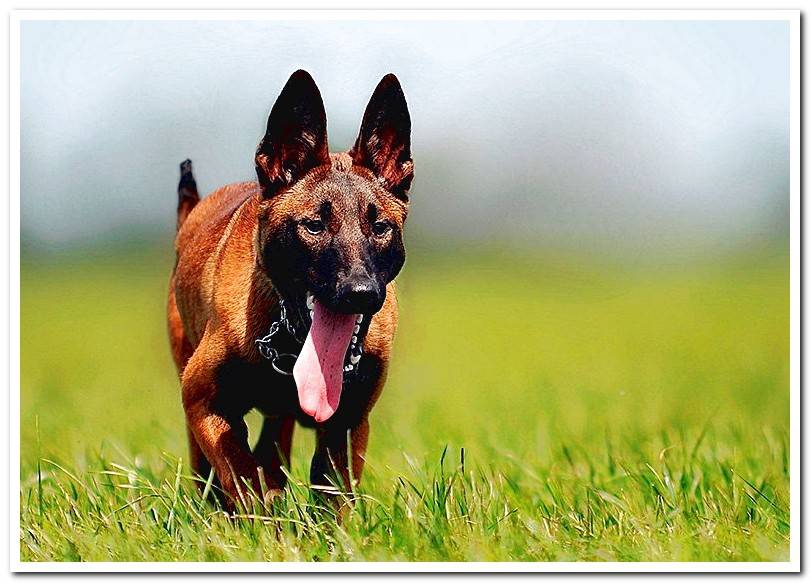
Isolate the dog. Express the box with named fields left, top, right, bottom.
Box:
left=167, top=70, right=413, bottom=508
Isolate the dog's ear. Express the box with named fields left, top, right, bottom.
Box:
left=351, top=74, right=413, bottom=200
left=255, top=70, right=330, bottom=197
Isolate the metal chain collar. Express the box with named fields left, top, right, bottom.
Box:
left=255, top=298, right=303, bottom=376
left=256, top=297, right=363, bottom=377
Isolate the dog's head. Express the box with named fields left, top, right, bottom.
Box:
left=254, top=70, right=413, bottom=421
left=256, top=69, right=412, bottom=322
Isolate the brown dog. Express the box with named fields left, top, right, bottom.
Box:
left=167, top=70, right=412, bottom=507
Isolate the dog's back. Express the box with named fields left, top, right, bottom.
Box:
left=168, top=156, right=260, bottom=374
left=170, top=179, right=262, bottom=353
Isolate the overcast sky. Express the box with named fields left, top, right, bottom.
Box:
left=20, top=19, right=789, bottom=255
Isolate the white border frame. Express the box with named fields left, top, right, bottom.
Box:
left=9, top=8, right=800, bottom=573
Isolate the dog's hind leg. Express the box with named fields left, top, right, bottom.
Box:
left=186, top=424, right=212, bottom=482
left=349, top=417, right=370, bottom=484
left=168, top=283, right=223, bottom=501
left=176, top=159, right=199, bottom=230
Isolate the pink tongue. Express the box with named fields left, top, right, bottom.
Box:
left=293, top=299, right=358, bottom=422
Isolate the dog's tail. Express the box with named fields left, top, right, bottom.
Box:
left=176, top=159, right=199, bottom=230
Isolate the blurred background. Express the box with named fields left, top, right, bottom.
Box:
left=20, top=19, right=789, bottom=485
left=21, top=19, right=788, bottom=257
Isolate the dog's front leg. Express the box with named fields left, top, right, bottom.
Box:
left=310, top=428, right=350, bottom=493
left=310, top=418, right=370, bottom=493
left=252, top=415, right=295, bottom=490
left=182, top=341, right=262, bottom=510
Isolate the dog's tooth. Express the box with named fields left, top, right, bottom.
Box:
left=306, top=294, right=314, bottom=309
left=344, top=364, right=353, bottom=372
left=350, top=353, right=361, bottom=365
left=356, top=314, right=363, bottom=324
left=352, top=335, right=358, bottom=344
left=353, top=325, right=360, bottom=334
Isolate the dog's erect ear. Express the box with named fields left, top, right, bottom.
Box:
left=351, top=74, right=413, bottom=200
left=255, top=70, right=330, bottom=197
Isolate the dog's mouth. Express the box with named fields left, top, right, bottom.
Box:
left=292, top=292, right=368, bottom=423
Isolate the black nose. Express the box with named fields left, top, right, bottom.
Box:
left=334, top=275, right=384, bottom=314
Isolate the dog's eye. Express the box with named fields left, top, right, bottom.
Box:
left=372, top=220, right=391, bottom=237
left=301, top=219, right=325, bottom=235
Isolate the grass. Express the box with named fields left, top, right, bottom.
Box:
left=19, top=243, right=790, bottom=562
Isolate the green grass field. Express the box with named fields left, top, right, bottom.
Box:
left=20, top=244, right=790, bottom=562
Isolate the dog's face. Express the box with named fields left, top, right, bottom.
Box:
left=255, top=71, right=412, bottom=331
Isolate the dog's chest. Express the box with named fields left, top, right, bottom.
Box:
left=217, top=353, right=383, bottom=428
